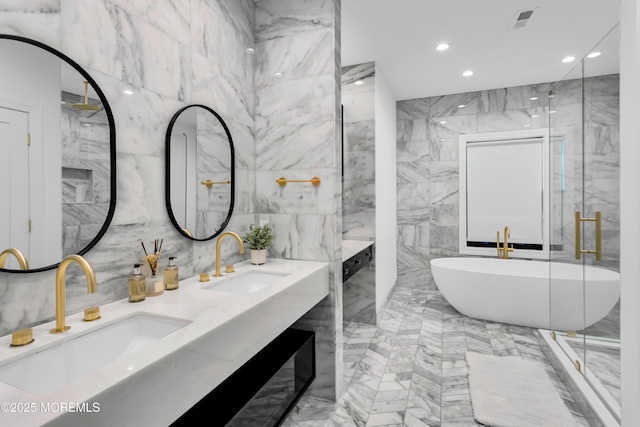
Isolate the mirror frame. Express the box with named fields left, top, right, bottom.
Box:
left=165, top=104, right=235, bottom=241
left=0, top=34, right=117, bottom=274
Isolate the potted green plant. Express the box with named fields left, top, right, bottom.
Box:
left=242, top=224, right=275, bottom=265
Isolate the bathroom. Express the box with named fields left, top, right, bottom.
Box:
left=0, top=0, right=638, bottom=426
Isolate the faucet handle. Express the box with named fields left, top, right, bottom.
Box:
left=225, top=264, right=235, bottom=273
left=84, top=306, right=101, bottom=322
left=11, top=328, right=33, bottom=347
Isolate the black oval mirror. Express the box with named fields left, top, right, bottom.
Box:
left=0, top=35, right=116, bottom=273
left=165, top=105, right=235, bottom=241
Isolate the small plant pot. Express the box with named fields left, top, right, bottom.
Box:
left=250, top=249, right=267, bottom=265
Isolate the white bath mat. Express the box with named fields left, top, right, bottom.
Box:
left=466, top=352, right=579, bottom=427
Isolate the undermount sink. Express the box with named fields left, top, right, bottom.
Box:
left=202, top=270, right=289, bottom=294
left=0, top=313, right=190, bottom=395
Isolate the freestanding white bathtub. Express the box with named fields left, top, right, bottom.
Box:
left=430, top=257, right=620, bottom=331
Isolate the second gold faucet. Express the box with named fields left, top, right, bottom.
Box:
left=214, top=231, right=245, bottom=277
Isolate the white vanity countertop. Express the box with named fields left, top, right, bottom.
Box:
left=342, top=239, right=374, bottom=262
left=0, top=258, right=329, bottom=427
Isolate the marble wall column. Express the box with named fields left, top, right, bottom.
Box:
left=396, top=75, right=620, bottom=289
left=254, top=0, right=343, bottom=401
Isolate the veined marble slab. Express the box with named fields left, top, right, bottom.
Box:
left=342, top=239, right=373, bottom=262
left=0, top=259, right=329, bottom=427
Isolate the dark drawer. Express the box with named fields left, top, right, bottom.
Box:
left=343, top=244, right=373, bottom=283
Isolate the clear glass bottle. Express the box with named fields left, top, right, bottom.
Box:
left=164, top=256, right=179, bottom=291
left=128, top=264, right=146, bottom=303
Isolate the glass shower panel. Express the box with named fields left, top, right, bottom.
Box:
left=582, top=24, right=621, bottom=415
left=548, top=60, right=584, bottom=339
left=548, top=23, right=621, bottom=422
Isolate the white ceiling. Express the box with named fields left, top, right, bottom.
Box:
left=341, top=0, right=621, bottom=101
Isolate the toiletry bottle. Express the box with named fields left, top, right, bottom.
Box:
left=128, top=264, right=146, bottom=303
left=164, top=256, right=179, bottom=290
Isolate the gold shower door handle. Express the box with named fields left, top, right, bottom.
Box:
left=574, top=211, right=602, bottom=260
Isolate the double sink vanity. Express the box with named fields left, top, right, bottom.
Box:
left=0, top=259, right=329, bottom=426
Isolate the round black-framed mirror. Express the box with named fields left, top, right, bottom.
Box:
left=0, top=34, right=116, bottom=273
left=165, top=105, right=235, bottom=241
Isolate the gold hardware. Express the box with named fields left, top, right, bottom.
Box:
left=214, top=231, right=245, bottom=277
left=11, top=328, right=33, bottom=347
left=28, top=219, right=32, bottom=233
left=551, top=331, right=556, bottom=341
left=575, top=360, right=581, bottom=371
left=0, top=248, right=30, bottom=270
left=27, top=132, right=31, bottom=146
left=567, top=330, right=577, bottom=338
left=83, top=306, right=101, bottom=322
left=225, top=264, right=235, bottom=273
left=51, top=255, right=97, bottom=334
left=496, top=226, right=514, bottom=259
left=276, top=177, right=321, bottom=187
left=71, top=81, right=101, bottom=111
left=201, top=180, right=231, bottom=188
left=575, top=211, right=602, bottom=260
left=199, top=272, right=210, bottom=282
left=182, top=228, right=193, bottom=237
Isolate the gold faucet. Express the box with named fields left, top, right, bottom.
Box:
left=0, top=248, right=29, bottom=270
left=496, top=226, right=514, bottom=259
left=51, top=255, right=97, bottom=334
left=215, top=231, right=245, bottom=277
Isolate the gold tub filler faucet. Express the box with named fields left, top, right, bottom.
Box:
left=496, top=226, right=514, bottom=259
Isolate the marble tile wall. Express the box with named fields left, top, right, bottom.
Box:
left=0, top=0, right=257, bottom=336
left=341, top=62, right=377, bottom=324
left=254, top=0, right=343, bottom=401
left=396, top=75, right=620, bottom=289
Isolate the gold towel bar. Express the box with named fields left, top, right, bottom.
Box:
left=276, top=177, right=321, bottom=187
left=201, top=180, right=231, bottom=188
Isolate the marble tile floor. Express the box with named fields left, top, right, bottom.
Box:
left=283, top=286, right=590, bottom=427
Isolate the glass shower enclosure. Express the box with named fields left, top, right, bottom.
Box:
left=548, top=23, right=621, bottom=424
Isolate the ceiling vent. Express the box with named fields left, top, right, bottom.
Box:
left=512, top=9, right=534, bottom=30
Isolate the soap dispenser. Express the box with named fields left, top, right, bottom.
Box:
left=128, top=264, right=146, bottom=303
left=164, top=256, right=179, bottom=291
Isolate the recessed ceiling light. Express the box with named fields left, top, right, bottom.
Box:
left=531, top=114, right=539, bottom=118
left=123, top=89, right=134, bottom=95
left=549, top=94, right=555, bottom=98
left=245, top=47, right=255, bottom=54
left=524, top=124, right=531, bottom=127
left=462, top=70, right=474, bottom=77
left=436, top=43, right=450, bottom=51
left=530, top=97, right=538, bottom=101
left=60, top=101, right=66, bottom=104
left=587, top=51, right=601, bottom=59
left=458, top=104, right=466, bottom=108
left=83, top=123, right=91, bottom=127
left=354, top=80, right=364, bottom=85
left=439, top=120, right=447, bottom=124
left=550, top=110, right=557, bottom=114
left=274, top=72, right=283, bottom=78
left=562, top=56, right=576, bottom=63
